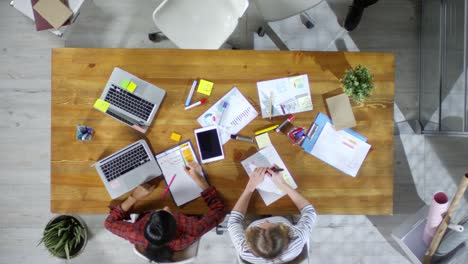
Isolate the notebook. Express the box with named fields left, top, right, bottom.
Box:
left=154, top=140, right=205, bottom=206
left=326, top=93, right=356, bottom=130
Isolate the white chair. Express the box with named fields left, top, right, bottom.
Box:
left=253, top=0, right=324, bottom=50
left=151, top=0, right=249, bottom=49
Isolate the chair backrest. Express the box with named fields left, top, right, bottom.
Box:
left=133, top=240, right=200, bottom=264
left=152, top=0, right=249, bottom=49
left=253, top=0, right=323, bottom=22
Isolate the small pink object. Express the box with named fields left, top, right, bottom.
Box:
left=161, top=174, right=177, bottom=199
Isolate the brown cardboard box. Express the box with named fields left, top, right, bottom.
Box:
left=33, top=0, right=72, bottom=29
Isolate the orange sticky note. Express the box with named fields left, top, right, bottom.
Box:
left=170, top=132, right=181, bottom=142
left=197, top=79, right=214, bottom=96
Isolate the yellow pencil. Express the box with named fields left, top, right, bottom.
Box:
left=255, top=125, right=279, bottom=135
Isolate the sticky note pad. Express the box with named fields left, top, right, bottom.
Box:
left=120, top=79, right=130, bottom=89
left=170, top=132, right=181, bottom=142
left=255, top=133, right=272, bottom=149
left=127, top=82, right=137, bottom=93
left=93, top=99, right=110, bottom=113
left=197, top=79, right=214, bottom=96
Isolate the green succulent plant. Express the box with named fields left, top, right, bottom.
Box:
left=341, top=65, right=374, bottom=103
left=38, top=216, right=86, bottom=263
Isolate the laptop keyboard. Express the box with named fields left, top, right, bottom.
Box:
left=105, top=84, right=154, bottom=121
left=101, top=144, right=151, bottom=182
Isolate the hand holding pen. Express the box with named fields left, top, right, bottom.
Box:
left=184, top=161, right=209, bottom=190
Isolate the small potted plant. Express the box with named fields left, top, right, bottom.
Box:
left=340, top=65, right=374, bottom=103
left=38, top=215, right=88, bottom=263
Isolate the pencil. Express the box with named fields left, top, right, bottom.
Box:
left=179, top=148, right=187, bottom=168
left=254, top=125, right=279, bottom=135
left=162, top=174, right=176, bottom=199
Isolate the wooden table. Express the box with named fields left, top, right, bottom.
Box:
left=51, top=48, right=394, bottom=215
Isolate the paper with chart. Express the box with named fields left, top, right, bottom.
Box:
left=154, top=141, right=203, bottom=206
left=197, top=87, right=258, bottom=144
left=257, top=74, right=313, bottom=118
left=310, top=122, right=371, bottom=177
left=241, top=145, right=298, bottom=206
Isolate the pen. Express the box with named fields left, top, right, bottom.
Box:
left=162, top=174, right=176, bottom=199
left=230, top=134, right=254, bottom=143
left=254, top=125, right=279, bottom=135
left=276, top=114, right=295, bottom=132
left=179, top=149, right=187, bottom=168
left=218, top=101, right=229, bottom=125
left=184, top=80, right=198, bottom=106
left=271, top=168, right=284, bottom=173
left=184, top=98, right=207, bottom=110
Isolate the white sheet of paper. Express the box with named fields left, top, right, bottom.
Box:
left=257, top=74, right=313, bottom=118
left=242, top=145, right=297, bottom=205
left=310, top=122, right=370, bottom=177
left=197, top=87, right=258, bottom=144
left=155, top=142, right=203, bottom=206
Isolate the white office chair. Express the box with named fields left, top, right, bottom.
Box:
left=151, top=0, right=249, bottom=49
left=253, top=0, right=324, bottom=50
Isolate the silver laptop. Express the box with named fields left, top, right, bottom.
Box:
left=94, top=67, right=166, bottom=133
left=94, top=140, right=162, bottom=199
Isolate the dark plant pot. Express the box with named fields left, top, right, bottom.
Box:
left=44, top=215, right=88, bottom=259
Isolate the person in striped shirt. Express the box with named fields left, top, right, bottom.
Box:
left=228, top=167, right=317, bottom=264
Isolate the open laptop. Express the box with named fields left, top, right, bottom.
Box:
left=93, top=67, right=166, bottom=133
left=94, top=140, right=162, bottom=199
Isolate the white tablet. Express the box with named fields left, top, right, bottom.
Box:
left=194, top=126, right=225, bottom=163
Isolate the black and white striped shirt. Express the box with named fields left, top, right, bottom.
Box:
left=228, top=205, right=317, bottom=264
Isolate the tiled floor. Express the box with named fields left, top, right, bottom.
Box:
left=0, top=0, right=467, bottom=263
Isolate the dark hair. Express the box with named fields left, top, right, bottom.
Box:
left=143, top=210, right=177, bottom=262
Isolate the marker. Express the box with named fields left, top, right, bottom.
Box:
left=271, top=168, right=284, bottom=173
left=254, top=125, right=279, bottom=135
left=230, top=134, right=254, bottom=143
left=218, top=101, right=229, bottom=125
left=184, top=98, right=207, bottom=110
left=185, top=80, right=198, bottom=106
left=162, top=174, right=176, bottom=199
left=276, top=114, right=295, bottom=132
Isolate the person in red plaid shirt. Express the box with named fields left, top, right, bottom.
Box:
left=104, top=161, right=226, bottom=262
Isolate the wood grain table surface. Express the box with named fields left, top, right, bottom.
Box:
left=51, top=48, right=394, bottom=215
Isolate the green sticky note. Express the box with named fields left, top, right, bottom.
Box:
left=93, top=99, right=110, bottom=113
left=120, top=79, right=130, bottom=89
left=127, top=82, right=137, bottom=93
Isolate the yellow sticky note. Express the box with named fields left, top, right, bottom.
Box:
left=120, top=79, right=130, bottom=89
left=127, top=82, right=137, bottom=93
left=170, top=132, right=181, bottom=142
left=93, top=99, right=110, bottom=113
left=255, top=133, right=272, bottom=149
left=197, top=79, right=214, bottom=96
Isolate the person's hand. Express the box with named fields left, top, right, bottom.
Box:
left=266, top=167, right=288, bottom=190
left=184, top=161, right=209, bottom=190
left=131, top=182, right=156, bottom=200
left=246, top=167, right=266, bottom=192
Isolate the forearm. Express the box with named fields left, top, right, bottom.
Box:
left=120, top=195, right=137, bottom=212
left=283, top=185, right=310, bottom=211
left=232, top=189, right=253, bottom=215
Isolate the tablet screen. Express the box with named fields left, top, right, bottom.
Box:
left=196, top=128, right=223, bottom=160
